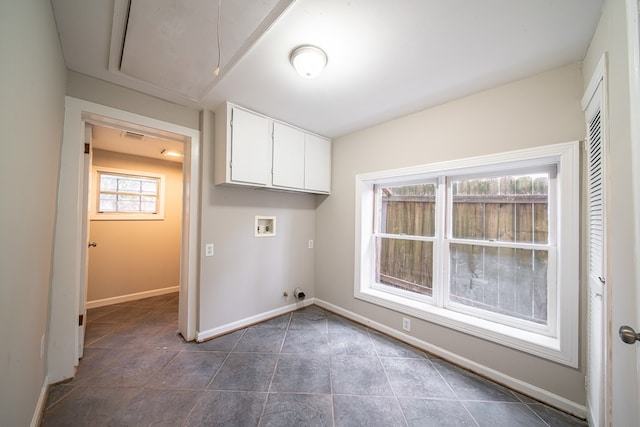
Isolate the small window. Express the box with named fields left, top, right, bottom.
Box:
left=91, top=167, right=165, bottom=220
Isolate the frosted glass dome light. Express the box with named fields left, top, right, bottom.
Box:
left=290, top=45, right=327, bottom=78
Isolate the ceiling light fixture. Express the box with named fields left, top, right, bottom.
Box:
left=161, top=149, right=183, bottom=158
left=290, top=45, right=327, bottom=79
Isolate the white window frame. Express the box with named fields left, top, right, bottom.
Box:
left=91, top=166, right=166, bottom=220
left=354, top=141, right=579, bottom=367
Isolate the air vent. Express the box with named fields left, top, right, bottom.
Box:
left=121, top=131, right=145, bottom=141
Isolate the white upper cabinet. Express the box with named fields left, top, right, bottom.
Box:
left=215, top=102, right=331, bottom=194
left=214, top=104, right=270, bottom=186
left=272, top=122, right=305, bottom=189
left=304, top=133, right=331, bottom=193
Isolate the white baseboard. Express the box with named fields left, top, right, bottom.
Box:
left=314, top=298, right=587, bottom=419
left=86, top=286, right=179, bottom=309
left=31, top=376, right=49, bottom=427
left=197, top=298, right=314, bottom=342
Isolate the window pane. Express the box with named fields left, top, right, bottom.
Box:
left=118, top=178, right=141, bottom=193
left=140, top=201, right=157, bottom=212
left=98, top=194, right=117, bottom=212
left=100, top=175, right=118, bottom=191
left=376, top=237, right=433, bottom=296
left=377, top=183, right=436, bottom=237
left=451, top=174, right=549, bottom=243
left=449, top=243, right=548, bottom=324
left=141, top=180, right=158, bottom=195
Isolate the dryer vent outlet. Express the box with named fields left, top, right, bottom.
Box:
left=294, top=287, right=306, bottom=300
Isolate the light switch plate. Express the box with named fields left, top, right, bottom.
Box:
left=205, top=243, right=214, bottom=257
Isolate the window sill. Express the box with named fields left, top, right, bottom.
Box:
left=355, top=287, right=575, bottom=367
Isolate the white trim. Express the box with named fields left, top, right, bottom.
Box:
left=30, top=376, right=49, bottom=427
left=86, top=286, right=179, bottom=309
left=197, top=299, right=313, bottom=342
left=48, top=97, right=201, bottom=383
left=314, top=298, right=586, bottom=419
left=354, top=141, right=580, bottom=367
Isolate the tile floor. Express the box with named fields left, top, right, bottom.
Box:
left=41, top=293, right=587, bottom=426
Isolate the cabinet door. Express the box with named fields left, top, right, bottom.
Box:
left=230, top=107, right=270, bottom=185
left=272, top=122, right=305, bottom=189
left=304, top=134, right=331, bottom=193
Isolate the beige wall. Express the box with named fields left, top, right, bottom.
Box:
left=0, top=1, right=66, bottom=425
left=583, top=0, right=638, bottom=424
left=88, top=149, right=183, bottom=302
left=315, top=63, right=587, bottom=406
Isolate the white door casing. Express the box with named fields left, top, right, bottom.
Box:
left=48, top=97, right=200, bottom=383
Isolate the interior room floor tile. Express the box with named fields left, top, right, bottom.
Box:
left=41, top=294, right=587, bottom=426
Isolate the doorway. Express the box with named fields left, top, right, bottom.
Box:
left=86, top=124, right=184, bottom=310
left=48, top=97, right=200, bottom=383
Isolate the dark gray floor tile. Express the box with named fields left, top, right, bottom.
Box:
left=527, top=403, right=588, bottom=426
left=290, top=306, right=329, bottom=332
left=97, top=306, right=152, bottom=323
left=45, top=383, right=76, bottom=409
left=40, top=386, right=141, bottom=426
left=139, top=307, right=178, bottom=326
left=83, top=322, right=124, bottom=346
left=369, top=331, right=429, bottom=358
left=144, top=324, right=195, bottom=351
left=191, top=329, right=246, bottom=351
left=382, top=357, right=456, bottom=399
left=260, top=393, right=333, bottom=427
left=209, top=352, right=278, bottom=391
left=327, top=313, right=367, bottom=332
left=399, top=398, right=477, bottom=427
left=329, top=328, right=377, bottom=356
left=333, top=394, right=406, bottom=427
left=271, top=354, right=331, bottom=393
left=464, top=401, right=547, bottom=427
left=88, top=347, right=178, bottom=387
left=147, top=351, right=228, bottom=390
left=46, top=299, right=581, bottom=427
left=86, top=305, right=120, bottom=323
left=331, top=355, right=394, bottom=396
left=282, top=329, right=331, bottom=354
left=107, top=388, right=201, bottom=426
left=71, top=347, right=128, bottom=385
left=234, top=327, right=286, bottom=353
left=87, top=322, right=164, bottom=349
left=185, top=390, right=267, bottom=427
left=252, top=314, right=291, bottom=329
left=431, top=359, right=519, bottom=402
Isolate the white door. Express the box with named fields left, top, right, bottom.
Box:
left=584, top=78, right=606, bottom=427
left=77, top=123, right=93, bottom=359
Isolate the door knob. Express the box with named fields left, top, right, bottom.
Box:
left=88, top=242, right=97, bottom=248
left=619, top=325, right=640, bottom=344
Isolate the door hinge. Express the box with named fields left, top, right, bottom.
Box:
left=84, top=143, right=90, bottom=154
left=78, top=314, right=84, bottom=326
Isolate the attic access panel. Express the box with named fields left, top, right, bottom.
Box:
left=118, top=0, right=288, bottom=100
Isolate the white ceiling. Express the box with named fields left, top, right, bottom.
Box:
left=52, top=0, right=603, bottom=142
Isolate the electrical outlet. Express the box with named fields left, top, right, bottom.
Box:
left=308, top=240, right=314, bottom=249
left=205, top=243, right=214, bottom=257
left=402, top=317, right=411, bottom=332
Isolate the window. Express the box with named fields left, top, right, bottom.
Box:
left=355, top=142, right=579, bottom=366
left=91, top=166, right=166, bottom=220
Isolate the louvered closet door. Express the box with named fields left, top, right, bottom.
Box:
left=586, top=80, right=605, bottom=427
